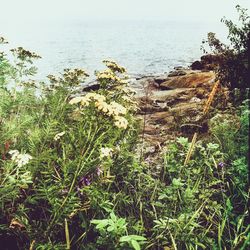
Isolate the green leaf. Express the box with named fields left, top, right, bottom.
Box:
left=107, top=225, right=114, bottom=232
left=131, top=240, right=140, bottom=250
left=119, top=236, right=132, bottom=242
left=110, top=212, right=117, bottom=221
left=129, top=235, right=147, bottom=241
left=158, top=194, right=168, bottom=200
left=117, top=218, right=126, bottom=227
left=91, top=219, right=109, bottom=229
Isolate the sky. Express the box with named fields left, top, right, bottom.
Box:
left=0, top=0, right=250, bottom=23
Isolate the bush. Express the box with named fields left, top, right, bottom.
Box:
left=0, top=38, right=143, bottom=249
left=202, top=5, right=250, bottom=101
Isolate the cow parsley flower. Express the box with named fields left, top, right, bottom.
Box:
left=54, top=131, right=66, bottom=141
left=100, top=147, right=113, bottom=158
left=95, top=100, right=110, bottom=113
left=9, top=150, right=33, bottom=167
left=114, top=116, right=128, bottom=129
left=69, top=96, right=84, bottom=105
left=108, top=102, right=127, bottom=116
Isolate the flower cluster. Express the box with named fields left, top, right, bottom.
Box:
left=103, top=60, right=126, bottom=73
left=47, top=68, right=89, bottom=89
left=96, top=69, right=121, bottom=82
left=63, top=68, right=89, bottom=85
left=100, top=147, right=113, bottom=158
left=103, top=101, right=126, bottom=116
left=10, top=47, right=41, bottom=61
left=54, top=131, right=66, bottom=141
left=9, top=150, right=33, bottom=167
left=69, top=93, right=129, bottom=129
left=114, top=116, right=128, bottom=129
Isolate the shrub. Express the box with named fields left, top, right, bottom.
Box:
left=0, top=38, right=142, bottom=249
left=202, top=5, right=250, bottom=101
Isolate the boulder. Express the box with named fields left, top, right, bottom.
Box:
left=82, top=81, right=100, bottom=91
left=190, top=54, right=221, bottom=71
left=190, top=60, right=203, bottom=70
left=154, top=75, right=169, bottom=84
left=168, top=70, right=187, bottom=77
left=160, top=71, right=215, bottom=89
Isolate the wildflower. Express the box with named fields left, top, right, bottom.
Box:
left=80, top=96, right=90, bottom=106
left=100, top=147, right=113, bottom=158
left=90, top=93, right=106, bottom=102
left=96, top=167, right=103, bottom=176
left=114, top=116, right=128, bottom=129
left=103, top=60, right=126, bottom=73
left=218, top=162, right=225, bottom=168
left=54, top=131, right=65, bottom=141
left=9, top=150, right=19, bottom=159
left=83, top=177, right=91, bottom=186
left=95, top=100, right=110, bottom=113
left=108, top=102, right=127, bottom=116
left=85, top=93, right=97, bottom=99
left=79, top=176, right=91, bottom=187
left=9, top=150, right=33, bottom=167
left=10, top=47, right=41, bottom=60
left=69, top=96, right=84, bottom=105
left=96, top=69, right=120, bottom=82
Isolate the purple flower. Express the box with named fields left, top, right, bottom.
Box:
left=218, top=162, right=225, bottom=168
left=96, top=167, right=103, bottom=176
left=79, top=176, right=91, bottom=187
left=84, top=177, right=91, bottom=186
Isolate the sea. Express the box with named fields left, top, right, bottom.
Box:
left=0, top=19, right=228, bottom=80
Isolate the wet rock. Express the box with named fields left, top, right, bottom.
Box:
left=168, top=70, right=187, bottom=77
left=82, top=81, right=100, bottom=91
left=191, top=60, right=203, bottom=70
left=134, top=67, right=220, bottom=166
left=160, top=71, right=215, bottom=89
left=174, top=66, right=185, bottom=70
left=154, top=75, right=169, bottom=84
left=190, top=54, right=221, bottom=71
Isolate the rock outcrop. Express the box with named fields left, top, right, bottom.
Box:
left=190, top=54, right=222, bottom=70
left=134, top=69, right=219, bottom=160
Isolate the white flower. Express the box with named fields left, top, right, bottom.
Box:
left=108, top=102, right=127, bottom=116
left=17, top=154, right=33, bottom=167
left=9, top=150, right=33, bottom=167
left=100, top=147, right=113, bottom=158
left=95, top=100, right=110, bottom=113
left=69, top=96, right=84, bottom=105
left=114, top=116, right=128, bottom=129
left=9, top=150, right=20, bottom=160
left=54, top=131, right=66, bottom=141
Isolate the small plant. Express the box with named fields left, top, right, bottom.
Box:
left=91, top=212, right=146, bottom=250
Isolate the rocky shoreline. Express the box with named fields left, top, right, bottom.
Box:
left=82, top=55, right=225, bottom=160
left=134, top=67, right=217, bottom=157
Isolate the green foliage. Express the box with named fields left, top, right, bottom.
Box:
left=0, top=37, right=249, bottom=250
left=202, top=5, right=250, bottom=100
left=0, top=38, right=141, bottom=249
left=91, top=212, right=147, bottom=249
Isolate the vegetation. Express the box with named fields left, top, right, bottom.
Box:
left=0, top=5, right=249, bottom=250
left=202, top=5, right=250, bottom=101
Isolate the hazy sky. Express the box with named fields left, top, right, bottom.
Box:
left=0, top=0, right=250, bottom=23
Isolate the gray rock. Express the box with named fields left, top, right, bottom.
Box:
left=168, top=70, right=187, bottom=77
left=190, top=60, right=203, bottom=70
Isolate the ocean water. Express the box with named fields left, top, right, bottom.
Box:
left=0, top=20, right=227, bottom=79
